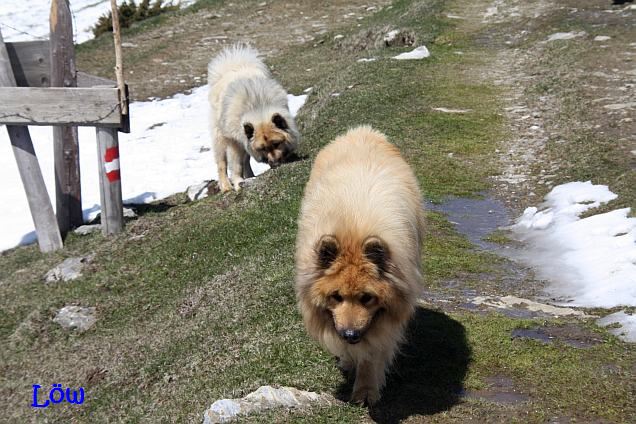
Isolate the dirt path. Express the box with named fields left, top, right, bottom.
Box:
left=450, top=0, right=635, bottom=211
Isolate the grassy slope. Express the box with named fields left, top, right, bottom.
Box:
left=1, top=0, right=634, bottom=422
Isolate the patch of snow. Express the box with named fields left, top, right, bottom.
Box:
left=0, top=1, right=195, bottom=44
left=357, top=57, right=377, bottom=63
left=392, top=45, right=430, bottom=60
left=0, top=88, right=307, bottom=252
left=333, top=34, right=344, bottom=40
left=544, top=31, right=586, bottom=42
left=512, top=181, right=636, bottom=309
left=597, top=311, right=636, bottom=343
left=594, top=35, right=612, bottom=42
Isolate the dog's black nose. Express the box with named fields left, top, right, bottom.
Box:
left=340, top=329, right=361, bottom=344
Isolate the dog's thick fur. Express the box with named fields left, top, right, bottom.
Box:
left=295, top=126, right=425, bottom=405
left=208, top=45, right=299, bottom=192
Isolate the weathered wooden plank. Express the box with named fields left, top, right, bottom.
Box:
left=4, top=41, right=49, bottom=87
left=96, top=127, right=124, bottom=235
left=5, top=41, right=117, bottom=88
left=0, top=86, right=123, bottom=127
left=51, top=0, right=83, bottom=235
left=0, top=29, right=63, bottom=252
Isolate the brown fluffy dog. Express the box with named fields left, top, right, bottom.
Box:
left=295, top=126, right=425, bottom=405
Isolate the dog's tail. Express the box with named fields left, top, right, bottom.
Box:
left=208, top=44, right=269, bottom=87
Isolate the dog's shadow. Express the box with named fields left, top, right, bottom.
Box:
left=336, top=307, right=471, bottom=423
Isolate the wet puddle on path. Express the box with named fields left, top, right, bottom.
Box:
left=426, top=194, right=511, bottom=251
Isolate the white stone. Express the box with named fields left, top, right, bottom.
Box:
left=432, top=107, right=472, bottom=113
left=203, top=386, right=336, bottom=423
left=603, top=102, right=636, bottom=110
left=53, top=306, right=96, bottom=332
left=187, top=180, right=213, bottom=201
left=44, top=256, right=93, bottom=283
left=470, top=295, right=590, bottom=317
left=545, top=31, right=586, bottom=42
left=74, top=225, right=101, bottom=236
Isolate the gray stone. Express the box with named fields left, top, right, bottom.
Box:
left=187, top=180, right=220, bottom=202
left=544, top=31, right=586, bottom=42
left=203, top=386, right=337, bottom=423
left=123, top=207, right=137, bottom=218
left=470, top=295, right=590, bottom=318
left=44, top=256, right=93, bottom=283
left=74, top=224, right=101, bottom=236
left=53, top=306, right=96, bottom=332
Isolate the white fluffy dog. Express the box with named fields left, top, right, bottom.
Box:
left=208, top=45, right=300, bottom=192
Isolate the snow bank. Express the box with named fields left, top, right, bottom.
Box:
left=0, top=87, right=307, bottom=251
left=512, top=181, right=636, bottom=309
left=0, top=0, right=195, bottom=44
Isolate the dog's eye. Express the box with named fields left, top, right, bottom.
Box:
left=360, top=293, right=375, bottom=305
left=330, top=292, right=343, bottom=303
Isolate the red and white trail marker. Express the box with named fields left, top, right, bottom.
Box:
left=104, top=146, right=120, bottom=182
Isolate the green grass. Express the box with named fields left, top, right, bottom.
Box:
left=1, top=0, right=634, bottom=422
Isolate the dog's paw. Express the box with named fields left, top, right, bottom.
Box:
left=232, top=178, right=244, bottom=192
left=219, top=180, right=232, bottom=193
left=350, top=386, right=380, bottom=406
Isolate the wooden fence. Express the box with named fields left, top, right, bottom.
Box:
left=0, top=0, right=129, bottom=252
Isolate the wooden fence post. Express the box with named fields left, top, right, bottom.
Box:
left=96, top=127, right=123, bottom=235
left=51, top=0, right=82, bottom=236
left=0, top=30, right=63, bottom=252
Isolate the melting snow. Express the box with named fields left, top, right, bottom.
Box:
left=512, top=181, right=636, bottom=340
left=0, top=1, right=195, bottom=44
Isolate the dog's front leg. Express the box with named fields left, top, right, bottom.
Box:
left=351, top=359, right=381, bottom=406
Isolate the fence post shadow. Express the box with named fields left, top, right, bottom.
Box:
left=336, top=306, right=472, bottom=423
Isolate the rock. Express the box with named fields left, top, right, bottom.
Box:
left=123, top=207, right=137, bottom=219
left=53, top=306, right=96, bottom=332
left=603, top=102, right=636, bottom=110
left=470, top=295, right=590, bottom=318
left=544, top=31, right=586, bottom=42
left=186, top=180, right=220, bottom=202
left=44, top=256, right=93, bottom=283
left=74, top=225, right=101, bottom=236
left=203, top=386, right=337, bottom=423
left=432, top=107, right=472, bottom=113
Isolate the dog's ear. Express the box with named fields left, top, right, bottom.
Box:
left=363, top=236, right=390, bottom=274
left=315, top=235, right=339, bottom=270
left=272, top=113, right=288, bottom=130
left=243, top=123, right=254, bottom=139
